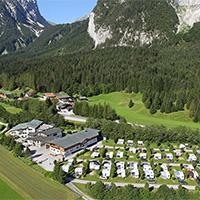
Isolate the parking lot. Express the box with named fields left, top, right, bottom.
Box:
left=29, top=145, right=64, bottom=171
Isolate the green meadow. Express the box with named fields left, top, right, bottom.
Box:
left=0, top=102, right=22, bottom=114
left=0, top=178, right=23, bottom=199
left=0, top=146, right=78, bottom=200
left=88, top=92, right=200, bottom=129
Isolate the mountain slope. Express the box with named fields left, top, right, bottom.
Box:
left=87, top=0, right=179, bottom=48
left=0, top=0, right=50, bottom=54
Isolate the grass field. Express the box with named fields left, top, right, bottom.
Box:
left=0, top=146, right=78, bottom=200
left=0, top=178, right=24, bottom=199
left=0, top=102, right=22, bottom=114
left=88, top=92, right=200, bottom=129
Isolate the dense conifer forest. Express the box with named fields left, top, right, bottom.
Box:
left=1, top=23, right=200, bottom=122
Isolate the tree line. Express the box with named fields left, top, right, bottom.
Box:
left=73, top=101, right=118, bottom=120
left=0, top=99, right=70, bottom=128
left=86, top=181, right=200, bottom=200
left=86, top=118, right=200, bottom=145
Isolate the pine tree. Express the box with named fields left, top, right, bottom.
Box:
left=150, top=104, right=157, bottom=115
left=144, top=97, right=152, bottom=109
left=128, top=99, right=134, bottom=108
left=25, top=147, right=31, bottom=158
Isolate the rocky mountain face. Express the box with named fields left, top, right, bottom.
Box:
left=2, top=0, right=200, bottom=55
left=87, top=0, right=179, bottom=48
left=0, top=0, right=50, bottom=54
left=86, top=0, right=200, bottom=48
left=171, top=0, right=200, bottom=32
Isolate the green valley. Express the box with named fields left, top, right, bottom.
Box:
left=89, top=92, right=200, bottom=129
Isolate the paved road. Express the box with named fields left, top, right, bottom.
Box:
left=66, top=182, right=94, bottom=200
left=69, top=178, right=196, bottom=190
left=0, top=122, right=8, bottom=134
left=58, top=112, right=87, bottom=122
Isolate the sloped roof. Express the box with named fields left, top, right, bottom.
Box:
left=47, top=128, right=100, bottom=149
left=11, top=120, right=43, bottom=131
left=40, top=127, right=62, bottom=136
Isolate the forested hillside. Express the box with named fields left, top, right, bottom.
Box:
left=1, top=23, right=200, bottom=122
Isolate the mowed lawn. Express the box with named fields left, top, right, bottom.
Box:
left=0, top=178, right=23, bottom=199
left=0, top=146, right=78, bottom=200
left=88, top=92, right=200, bottom=129
left=0, top=102, right=22, bottom=114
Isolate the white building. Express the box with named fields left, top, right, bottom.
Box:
left=91, top=152, right=100, bottom=158
left=9, top=120, right=43, bottom=138
left=165, top=153, right=173, bottom=160
left=154, top=153, right=162, bottom=160
left=46, top=128, right=100, bottom=156
left=116, top=151, right=124, bottom=158
left=101, top=162, right=111, bottom=178
left=129, top=162, right=139, bottom=178
left=140, top=153, right=147, bottom=160
left=187, top=154, right=197, bottom=162
left=137, top=141, right=144, bottom=146
left=174, top=171, right=184, bottom=180
left=179, top=144, right=186, bottom=149
left=161, top=170, right=171, bottom=179
left=89, top=161, right=101, bottom=170
left=129, top=147, right=137, bottom=154
left=109, top=152, right=114, bottom=158
left=127, top=140, right=134, bottom=145
left=75, top=167, right=83, bottom=176
left=145, top=170, right=154, bottom=179
left=117, top=139, right=124, bottom=145
left=116, top=161, right=126, bottom=178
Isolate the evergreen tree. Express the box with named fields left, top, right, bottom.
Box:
left=128, top=99, right=134, bottom=108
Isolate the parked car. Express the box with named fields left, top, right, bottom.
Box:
left=167, top=159, right=174, bottom=163
left=147, top=179, right=156, bottom=184
left=179, top=180, right=188, bottom=185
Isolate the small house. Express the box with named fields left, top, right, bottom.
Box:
left=130, top=162, right=139, bottom=179
left=143, top=163, right=152, bottom=172
left=137, top=141, right=144, bottom=146
left=140, top=153, right=147, bottom=160
left=173, top=149, right=182, bottom=157
left=161, top=163, right=168, bottom=171
left=0, top=93, right=7, bottom=99
left=79, top=96, right=88, bottom=101
left=89, top=161, right=100, bottom=170
left=117, top=139, right=124, bottom=145
left=179, top=144, right=186, bottom=149
left=101, top=162, right=111, bottom=178
left=154, top=153, right=162, bottom=160
left=91, top=152, right=100, bottom=158
left=174, top=171, right=184, bottom=180
left=116, top=161, right=126, bottom=178
left=116, top=151, right=124, bottom=158
left=195, top=147, right=200, bottom=154
left=165, top=153, right=173, bottom=160
left=62, top=165, right=70, bottom=173
left=161, top=170, right=171, bottom=179
left=144, top=170, right=154, bottom=179
left=187, top=154, right=197, bottom=162
left=75, top=167, right=83, bottom=176
left=129, top=147, right=137, bottom=154
left=109, top=152, right=114, bottom=158
left=127, top=140, right=134, bottom=145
